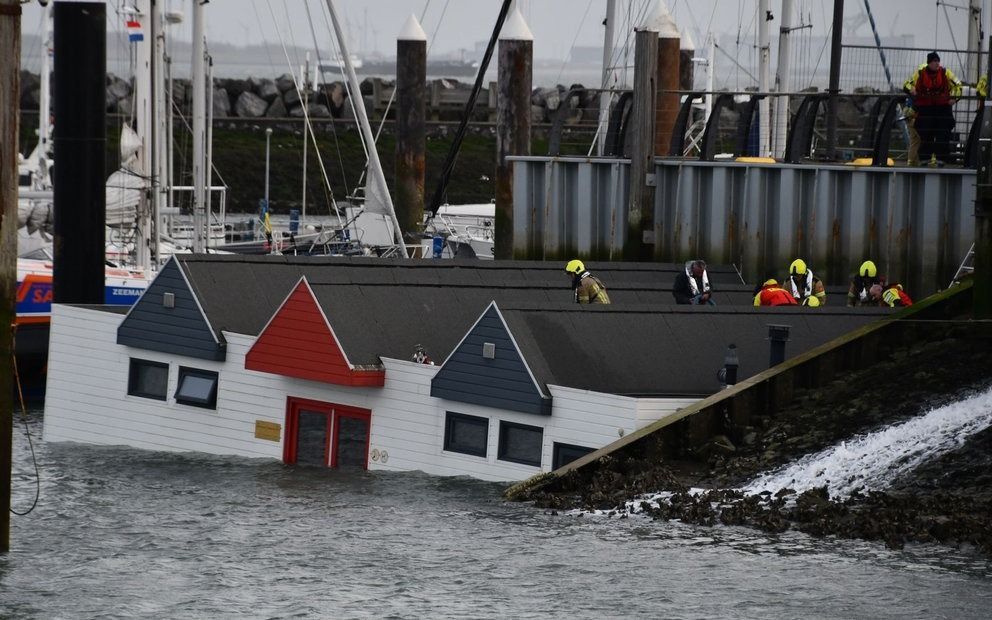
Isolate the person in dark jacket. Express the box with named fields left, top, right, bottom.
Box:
left=672, top=259, right=714, bottom=305
left=903, top=52, right=962, bottom=165
left=847, top=260, right=886, bottom=307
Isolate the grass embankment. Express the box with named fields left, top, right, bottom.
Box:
left=19, top=112, right=591, bottom=215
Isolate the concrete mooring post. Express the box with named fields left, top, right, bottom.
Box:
left=395, top=14, right=427, bottom=241
left=654, top=7, right=680, bottom=158
left=768, top=324, right=791, bottom=367
left=625, top=7, right=660, bottom=260
left=495, top=8, right=532, bottom=260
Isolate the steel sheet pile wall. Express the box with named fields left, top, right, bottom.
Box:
left=512, top=157, right=975, bottom=296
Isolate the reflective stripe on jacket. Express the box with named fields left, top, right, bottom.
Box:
left=575, top=273, right=611, bottom=304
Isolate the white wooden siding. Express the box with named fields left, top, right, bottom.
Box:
left=44, top=305, right=706, bottom=483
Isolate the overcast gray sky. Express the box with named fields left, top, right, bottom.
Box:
left=19, top=0, right=982, bottom=57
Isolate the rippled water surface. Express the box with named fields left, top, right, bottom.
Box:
left=3, top=411, right=992, bottom=618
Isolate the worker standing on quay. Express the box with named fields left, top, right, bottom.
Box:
left=754, top=279, right=798, bottom=307
left=903, top=52, right=962, bottom=166
left=848, top=260, right=886, bottom=307
left=565, top=260, right=611, bottom=304
left=783, top=258, right=826, bottom=306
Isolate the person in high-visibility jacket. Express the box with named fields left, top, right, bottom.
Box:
left=903, top=52, right=962, bottom=166
left=564, top=259, right=611, bottom=304
left=754, top=279, right=798, bottom=307
left=783, top=258, right=826, bottom=306
left=870, top=283, right=913, bottom=308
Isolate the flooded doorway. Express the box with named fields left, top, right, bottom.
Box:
left=284, top=397, right=371, bottom=469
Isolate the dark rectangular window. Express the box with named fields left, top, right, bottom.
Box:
left=443, top=412, right=489, bottom=457
left=175, top=367, right=218, bottom=409
left=552, top=442, right=595, bottom=470
left=128, top=358, right=169, bottom=400
left=497, top=421, right=543, bottom=467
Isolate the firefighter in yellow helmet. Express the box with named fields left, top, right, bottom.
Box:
left=847, top=260, right=886, bottom=306
left=564, top=259, right=611, bottom=304
left=783, top=258, right=826, bottom=306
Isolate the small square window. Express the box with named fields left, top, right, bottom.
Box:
left=552, top=442, right=595, bottom=470
left=443, top=412, right=489, bottom=457
left=128, top=358, right=169, bottom=400
left=175, top=367, right=218, bottom=409
left=497, top=421, right=543, bottom=467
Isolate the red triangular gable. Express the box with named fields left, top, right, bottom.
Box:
left=245, top=278, right=384, bottom=387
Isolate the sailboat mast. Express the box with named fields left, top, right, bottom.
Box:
left=773, top=0, right=794, bottom=158
left=596, top=0, right=617, bottom=157
left=966, top=0, right=982, bottom=85
left=191, top=0, right=206, bottom=253
left=38, top=1, right=52, bottom=171
left=758, top=0, right=771, bottom=157
left=325, top=0, right=408, bottom=257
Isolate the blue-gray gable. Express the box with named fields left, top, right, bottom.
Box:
left=430, top=304, right=551, bottom=416
left=116, top=259, right=225, bottom=361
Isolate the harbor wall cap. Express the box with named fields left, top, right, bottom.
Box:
left=397, top=13, right=427, bottom=42
left=500, top=7, right=534, bottom=42
left=640, top=0, right=680, bottom=38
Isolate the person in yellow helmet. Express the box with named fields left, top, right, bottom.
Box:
left=564, top=259, right=611, bottom=304
left=903, top=51, right=962, bottom=166
left=870, top=283, right=914, bottom=308
left=783, top=258, right=826, bottom=306
left=847, top=260, right=886, bottom=307
left=754, top=279, right=798, bottom=307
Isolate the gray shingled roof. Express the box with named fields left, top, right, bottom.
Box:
left=173, top=254, right=758, bottom=340
left=496, top=303, right=891, bottom=397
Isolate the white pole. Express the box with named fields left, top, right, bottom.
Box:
left=151, top=0, right=164, bottom=266
left=135, top=0, right=154, bottom=270
left=325, top=0, right=408, bottom=257
left=302, top=52, right=309, bottom=226
left=773, top=0, right=793, bottom=159
left=705, top=33, right=714, bottom=122
left=966, top=0, right=982, bottom=84
left=206, top=54, right=215, bottom=247
left=191, top=0, right=206, bottom=253
left=596, top=0, right=617, bottom=156
left=758, top=0, right=771, bottom=157
left=265, top=127, right=272, bottom=213
left=38, top=1, right=52, bottom=169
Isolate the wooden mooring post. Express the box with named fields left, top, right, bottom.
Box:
left=625, top=7, right=659, bottom=260
left=495, top=7, right=532, bottom=259
left=975, top=39, right=992, bottom=319
left=0, top=0, right=22, bottom=554
left=394, top=14, right=427, bottom=239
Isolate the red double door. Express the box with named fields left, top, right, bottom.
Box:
left=283, top=397, right=371, bottom=469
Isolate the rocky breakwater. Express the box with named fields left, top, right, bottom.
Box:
left=19, top=69, right=603, bottom=125
left=521, top=332, right=992, bottom=556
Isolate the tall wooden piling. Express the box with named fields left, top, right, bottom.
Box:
left=395, top=14, right=427, bottom=239
left=653, top=4, right=680, bottom=158
left=53, top=0, right=106, bottom=304
left=626, top=10, right=660, bottom=260
left=495, top=8, right=532, bottom=259
left=975, top=43, right=992, bottom=319
left=678, top=30, right=695, bottom=95
left=0, top=0, right=22, bottom=554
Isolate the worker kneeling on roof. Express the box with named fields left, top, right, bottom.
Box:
left=754, top=279, right=799, bottom=307
left=784, top=258, right=826, bottom=306
left=565, top=259, right=611, bottom=304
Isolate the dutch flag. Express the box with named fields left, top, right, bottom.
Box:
left=127, top=20, right=143, bottom=43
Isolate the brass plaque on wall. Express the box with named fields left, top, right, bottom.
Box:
left=254, top=420, right=282, bottom=442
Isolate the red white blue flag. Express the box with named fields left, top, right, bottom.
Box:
left=127, top=20, right=143, bottom=42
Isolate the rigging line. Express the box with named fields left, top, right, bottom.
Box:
left=805, top=17, right=832, bottom=89
left=265, top=0, right=340, bottom=223
left=554, top=0, right=595, bottom=86
left=9, top=336, right=41, bottom=517
left=250, top=0, right=279, bottom=75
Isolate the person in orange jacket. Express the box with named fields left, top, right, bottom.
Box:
left=870, top=283, right=914, bottom=308
left=754, top=279, right=799, bottom=307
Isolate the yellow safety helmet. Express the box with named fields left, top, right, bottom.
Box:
left=803, top=295, right=821, bottom=308
left=763, top=278, right=779, bottom=287
left=565, top=259, right=585, bottom=275
left=790, top=259, right=808, bottom=276
left=859, top=260, right=877, bottom=278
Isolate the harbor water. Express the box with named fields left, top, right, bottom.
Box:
left=3, top=410, right=991, bottom=618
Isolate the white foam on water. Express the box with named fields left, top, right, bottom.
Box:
left=742, top=387, right=992, bottom=499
